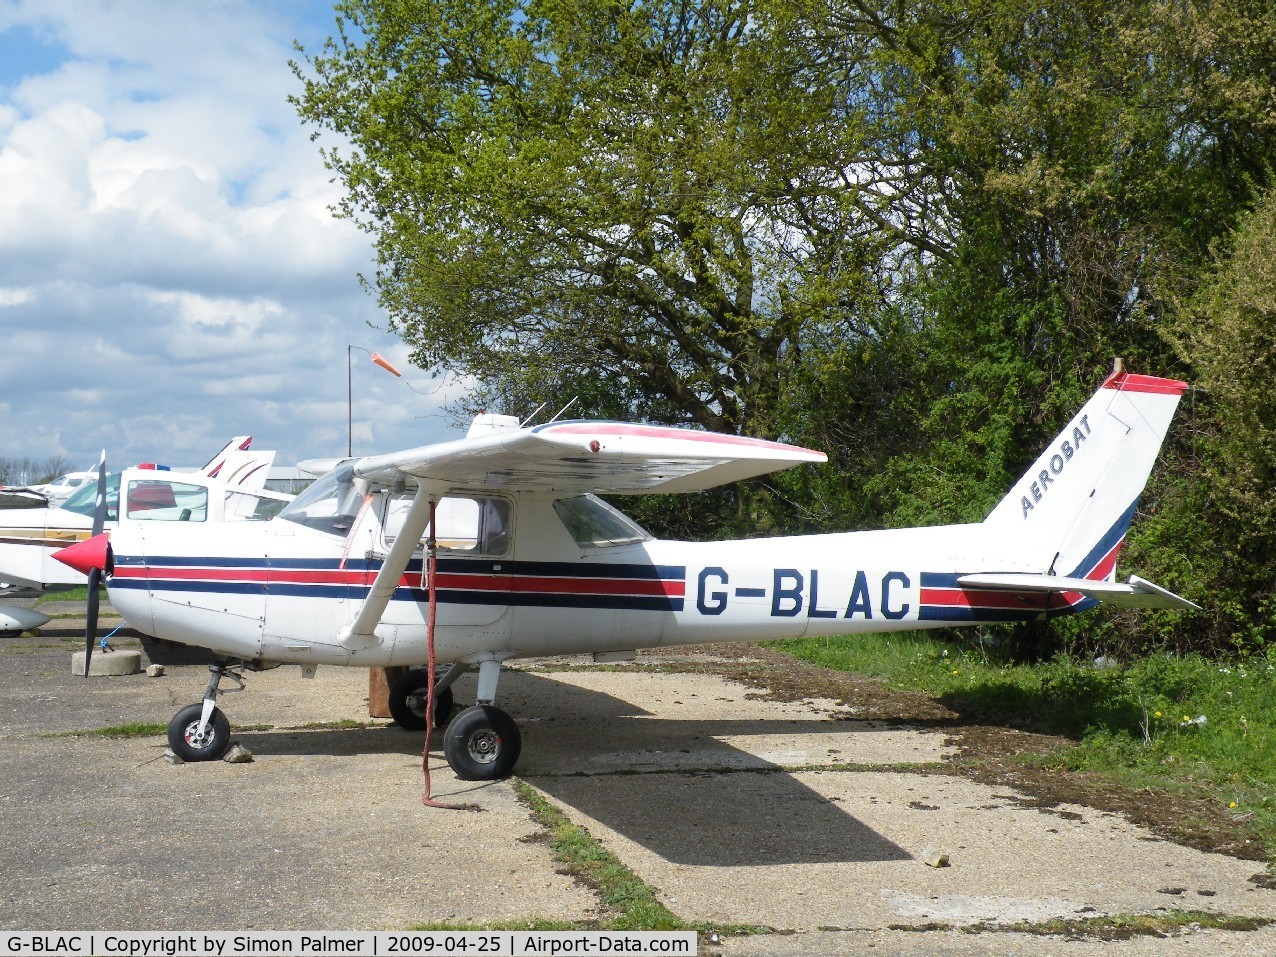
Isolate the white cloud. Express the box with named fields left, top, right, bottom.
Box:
left=0, top=1, right=463, bottom=470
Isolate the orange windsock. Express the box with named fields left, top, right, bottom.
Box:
left=370, top=352, right=403, bottom=377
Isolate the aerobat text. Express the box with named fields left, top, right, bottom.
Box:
left=1021, top=413, right=1092, bottom=519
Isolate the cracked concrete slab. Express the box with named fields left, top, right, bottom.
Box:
left=512, top=667, right=1276, bottom=952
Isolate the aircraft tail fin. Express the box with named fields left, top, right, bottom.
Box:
left=202, top=436, right=253, bottom=474
left=199, top=437, right=275, bottom=518
left=208, top=446, right=277, bottom=519
left=982, top=368, right=1187, bottom=583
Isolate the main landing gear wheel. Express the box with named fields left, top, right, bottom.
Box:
left=389, top=668, right=455, bottom=731
left=444, top=705, right=521, bottom=781
left=167, top=702, right=232, bottom=762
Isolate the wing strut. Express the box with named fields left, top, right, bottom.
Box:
left=338, top=482, right=440, bottom=649
left=420, top=498, right=480, bottom=812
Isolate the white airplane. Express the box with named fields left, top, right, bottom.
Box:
left=26, top=470, right=97, bottom=507
left=0, top=437, right=279, bottom=591
left=55, top=369, right=1198, bottom=780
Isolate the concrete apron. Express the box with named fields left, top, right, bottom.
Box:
left=510, top=669, right=1276, bottom=943
left=0, top=623, right=596, bottom=931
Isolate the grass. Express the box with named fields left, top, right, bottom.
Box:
left=35, top=585, right=95, bottom=605
left=515, top=780, right=769, bottom=936
left=890, top=910, right=1270, bottom=940
left=770, top=631, right=1276, bottom=859
left=48, top=722, right=168, bottom=738
left=515, top=780, right=684, bottom=931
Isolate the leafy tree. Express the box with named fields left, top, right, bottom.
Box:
left=294, top=0, right=897, bottom=443
left=1163, top=183, right=1276, bottom=651
left=808, top=0, right=1276, bottom=526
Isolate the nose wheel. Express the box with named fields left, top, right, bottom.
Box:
left=167, top=702, right=231, bottom=761
left=166, top=660, right=243, bottom=762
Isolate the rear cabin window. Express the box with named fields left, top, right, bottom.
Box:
left=125, top=479, right=208, bottom=522
left=552, top=495, right=651, bottom=547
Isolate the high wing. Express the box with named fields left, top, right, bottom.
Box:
left=957, top=573, right=1201, bottom=611
left=352, top=420, right=827, bottom=494
left=337, top=418, right=826, bottom=648
left=0, top=487, right=50, bottom=509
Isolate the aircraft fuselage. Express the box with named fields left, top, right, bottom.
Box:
left=106, top=491, right=1106, bottom=668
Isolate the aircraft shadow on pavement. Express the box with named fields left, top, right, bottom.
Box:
left=10, top=637, right=915, bottom=869
left=221, top=669, right=912, bottom=866
left=508, top=671, right=914, bottom=867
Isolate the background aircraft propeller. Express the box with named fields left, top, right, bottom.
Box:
left=49, top=451, right=112, bottom=676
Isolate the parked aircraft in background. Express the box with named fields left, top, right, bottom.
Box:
left=57, top=369, right=1198, bottom=781
left=26, top=471, right=97, bottom=507
left=0, top=437, right=280, bottom=590
left=0, top=487, right=50, bottom=510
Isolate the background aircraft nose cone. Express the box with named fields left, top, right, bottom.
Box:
left=53, top=533, right=111, bottom=575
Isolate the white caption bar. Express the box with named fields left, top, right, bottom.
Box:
left=2, top=932, right=698, bottom=957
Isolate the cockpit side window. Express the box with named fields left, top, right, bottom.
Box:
left=125, top=479, right=209, bottom=522
left=381, top=494, right=511, bottom=556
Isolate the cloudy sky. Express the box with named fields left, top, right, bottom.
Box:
left=0, top=0, right=468, bottom=476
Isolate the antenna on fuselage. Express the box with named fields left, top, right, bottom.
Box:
left=546, top=397, right=579, bottom=424
left=519, top=401, right=549, bottom=428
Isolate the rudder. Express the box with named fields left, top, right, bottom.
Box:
left=982, top=369, right=1187, bottom=580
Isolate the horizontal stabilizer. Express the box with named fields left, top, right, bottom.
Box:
left=956, top=573, right=1201, bottom=611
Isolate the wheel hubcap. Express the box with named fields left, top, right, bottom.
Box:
left=405, top=689, right=428, bottom=717
left=183, top=720, right=215, bottom=750
left=466, top=729, right=501, bottom=764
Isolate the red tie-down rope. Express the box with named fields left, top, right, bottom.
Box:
left=421, top=497, right=481, bottom=812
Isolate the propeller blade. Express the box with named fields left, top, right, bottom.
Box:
left=90, top=450, right=108, bottom=537
left=80, top=450, right=106, bottom=677
left=84, top=566, right=101, bottom=677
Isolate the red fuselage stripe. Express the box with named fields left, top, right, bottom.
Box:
left=112, top=565, right=685, bottom=597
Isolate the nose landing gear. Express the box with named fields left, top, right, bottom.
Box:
left=166, top=660, right=244, bottom=762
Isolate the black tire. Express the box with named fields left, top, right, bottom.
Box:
left=388, top=668, right=455, bottom=731
left=167, top=702, right=232, bottom=762
left=443, top=705, right=521, bottom=781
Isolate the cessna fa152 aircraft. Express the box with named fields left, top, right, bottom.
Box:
left=54, top=368, right=1198, bottom=781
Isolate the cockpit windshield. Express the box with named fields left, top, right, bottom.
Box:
left=61, top=473, right=120, bottom=519
left=276, top=464, right=363, bottom=535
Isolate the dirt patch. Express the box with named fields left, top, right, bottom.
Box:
left=640, top=643, right=1273, bottom=865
